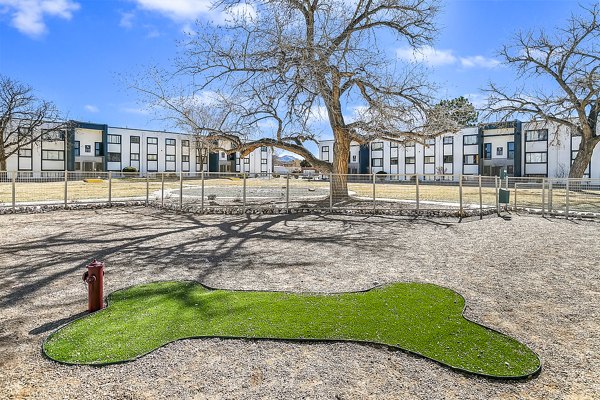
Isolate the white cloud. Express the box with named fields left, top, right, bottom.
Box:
left=119, top=11, right=135, bottom=29
left=0, top=0, right=79, bottom=37
left=307, top=105, right=329, bottom=124
left=396, top=46, right=457, bottom=66
left=84, top=104, right=99, bottom=113
left=132, top=0, right=212, bottom=21
left=460, top=56, right=501, bottom=69
left=397, top=46, right=500, bottom=69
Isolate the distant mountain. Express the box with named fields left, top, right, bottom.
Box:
left=274, top=154, right=301, bottom=165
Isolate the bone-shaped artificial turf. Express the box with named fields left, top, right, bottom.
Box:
left=43, top=281, right=540, bottom=378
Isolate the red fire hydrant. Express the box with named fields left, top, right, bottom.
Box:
left=82, top=259, right=105, bottom=312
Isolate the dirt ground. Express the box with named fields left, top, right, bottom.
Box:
left=0, top=207, right=598, bottom=399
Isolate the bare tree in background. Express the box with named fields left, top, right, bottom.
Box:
left=485, top=3, right=599, bottom=178
left=131, top=0, right=465, bottom=198
left=0, top=75, right=70, bottom=171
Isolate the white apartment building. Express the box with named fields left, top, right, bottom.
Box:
left=5, top=121, right=273, bottom=175
left=318, top=121, right=600, bottom=179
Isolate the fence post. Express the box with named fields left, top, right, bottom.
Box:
left=243, top=173, right=247, bottom=213
left=541, top=178, right=546, bottom=217
left=565, top=179, right=570, bottom=219
left=548, top=180, right=553, bottom=214
left=459, top=174, right=463, bottom=217
left=161, top=173, right=165, bottom=207
left=513, top=182, right=518, bottom=211
left=329, top=173, right=333, bottom=212
left=179, top=172, right=183, bottom=211
left=108, top=172, right=112, bottom=205
left=12, top=171, right=16, bottom=211
left=64, top=170, right=68, bottom=208
left=495, top=176, right=499, bottom=216
left=286, top=173, right=290, bottom=213
left=415, top=174, right=419, bottom=211
left=478, top=175, right=483, bottom=219
left=145, top=174, right=149, bottom=206
left=372, top=173, right=376, bottom=212
left=201, top=171, right=205, bottom=212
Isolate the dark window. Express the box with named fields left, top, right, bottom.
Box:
left=182, top=155, right=190, bottom=162
left=424, top=156, right=435, bottom=164
left=405, top=156, right=415, bottom=164
left=181, top=140, right=190, bottom=147
left=147, top=137, right=158, bottom=145
left=322, top=146, right=329, bottom=153
left=19, top=148, right=32, bottom=157
left=443, top=136, right=453, bottom=145
left=508, top=142, right=515, bottom=160
left=371, top=142, right=383, bottom=150
left=525, top=152, right=547, bottom=163
left=166, top=138, right=176, bottom=146
left=107, top=135, right=121, bottom=144
left=496, top=147, right=503, bottom=156
left=390, top=157, right=398, bottom=165
left=107, top=152, right=121, bottom=162
left=130, top=136, right=140, bottom=144
left=244, top=158, right=250, bottom=164
left=94, top=142, right=103, bottom=156
left=166, top=155, right=176, bottom=162
left=42, top=130, right=65, bottom=141
left=261, top=146, right=268, bottom=152
left=484, top=143, right=492, bottom=159
left=464, top=135, right=478, bottom=145
left=130, top=153, right=140, bottom=161
left=526, top=129, right=548, bottom=142
left=42, top=150, right=65, bottom=160
left=148, top=154, right=158, bottom=161
left=74, top=141, right=80, bottom=156
left=371, top=158, right=383, bottom=167
left=443, top=155, right=453, bottom=163
left=463, top=154, right=479, bottom=165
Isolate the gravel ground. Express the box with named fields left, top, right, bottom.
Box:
left=0, top=207, right=598, bottom=400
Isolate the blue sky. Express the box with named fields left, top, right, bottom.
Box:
left=0, top=0, right=587, bottom=148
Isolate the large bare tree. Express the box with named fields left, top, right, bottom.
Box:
left=131, top=0, right=464, bottom=197
left=485, top=3, right=599, bottom=178
left=0, top=75, right=69, bottom=171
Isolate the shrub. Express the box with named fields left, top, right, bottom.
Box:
left=122, top=166, right=137, bottom=173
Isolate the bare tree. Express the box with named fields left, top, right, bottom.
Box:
left=131, top=0, right=464, bottom=198
left=484, top=3, right=599, bottom=178
left=0, top=75, right=70, bottom=171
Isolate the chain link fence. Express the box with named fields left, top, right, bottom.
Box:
left=1, top=171, right=599, bottom=218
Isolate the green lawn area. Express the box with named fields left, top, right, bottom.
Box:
left=44, top=281, right=540, bottom=378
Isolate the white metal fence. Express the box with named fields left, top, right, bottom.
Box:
left=1, top=171, right=598, bottom=218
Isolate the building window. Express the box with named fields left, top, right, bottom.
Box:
left=463, top=154, right=479, bottom=165
left=74, top=141, right=80, bottom=156
left=484, top=143, right=492, bottom=159
left=443, top=136, right=453, bottom=145
left=443, top=155, right=453, bottom=163
left=147, top=154, right=158, bottom=161
left=107, top=135, right=121, bottom=144
left=352, top=155, right=357, bottom=162
left=405, top=142, right=415, bottom=148
left=525, top=152, right=547, bottom=163
left=390, top=157, right=398, bottom=166
left=107, top=153, right=121, bottom=162
left=18, top=148, right=32, bottom=157
left=130, top=136, right=140, bottom=144
left=182, top=155, right=190, bottom=162
left=42, top=130, right=65, bottom=141
left=85, top=145, right=91, bottom=153
left=371, top=158, right=383, bottom=167
left=405, top=156, right=415, bottom=164
left=166, top=138, right=176, bottom=146
left=371, top=142, right=383, bottom=150
left=147, top=137, right=158, bottom=145
left=261, top=159, right=268, bottom=164
left=508, top=142, right=515, bottom=160
left=95, top=142, right=103, bottom=156
left=166, top=155, right=176, bottom=162
left=424, top=156, right=435, bottom=164
left=425, top=138, right=435, bottom=146
left=497, top=147, right=503, bottom=156
left=182, top=140, right=190, bottom=147
left=322, top=145, right=329, bottom=153
left=463, top=135, right=478, bottom=145
left=42, top=150, right=65, bottom=160
left=130, top=153, right=140, bottom=161
left=261, top=146, right=268, bottom=152
left=244, top=158, right=250, bottom=164
left=526, top=129, right=548, bottom=142
left=390, top=142, right=398, bottom=149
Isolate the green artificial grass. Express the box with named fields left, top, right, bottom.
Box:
left=43, top=281, right=540, bottom=378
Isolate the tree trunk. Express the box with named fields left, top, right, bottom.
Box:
left=331, top=128, right=350, bottom=201
left=569, top=139, right=596, bottom=178
left=0, top=144, right=6, bottom=171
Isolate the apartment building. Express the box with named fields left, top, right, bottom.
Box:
left=318, top=121, right=599, bottom=178
left=5, top=121, right=273, bottom=175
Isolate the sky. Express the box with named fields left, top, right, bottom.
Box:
left=0, top=0, right=590, bottom=156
